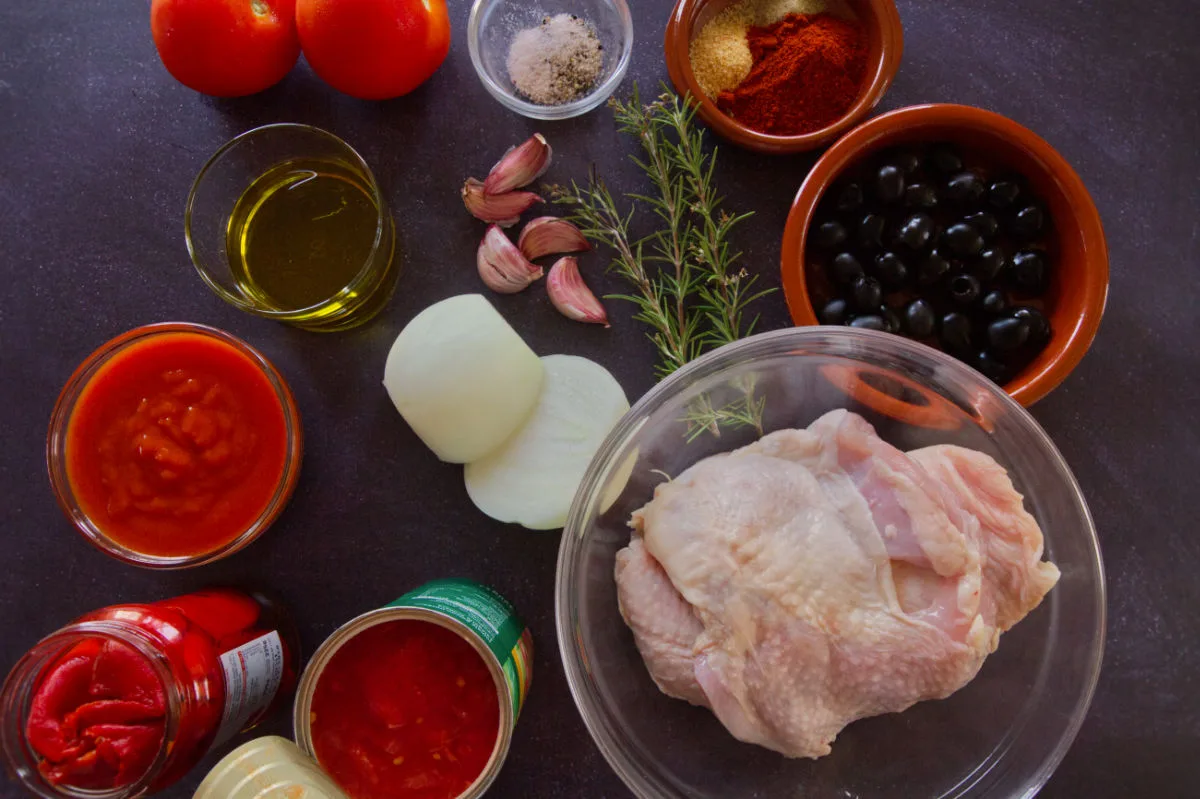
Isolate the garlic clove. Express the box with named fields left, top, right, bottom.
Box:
left=517, top=216, right=592, bottom=260
left=547, top=257, right=609, bottom=326
left=462, top=178, right=542, bottom=227
left=478, top=225, right=545, bottom=294
left=483, top=134, right=553, bottom=195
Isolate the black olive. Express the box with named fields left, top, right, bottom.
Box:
left=963, top=211, right=1000, bottom=240
left=949, top=273, right=982, bottom=305
left=903, top=299, right=936, bottom=338
left=981, top=289, right=1008, bottom=316
left=819, top=298, right=849, bottom=325
left=987, top=317, right=1031, bottom=352
left=927, top=143, right=963, bottom=175
left=903, top=183, right=939, bottom=210
left=1012, top=306, right=1052, bottom=348
left=975, top=350, right=1012, bottom=384
left=917, top=250, right=952, bottom=286
left=895, top=213, right=935, bottom=251
left=874, top=252, right=909, bottom=288
left=882, top=308, right=903, bottom=334
left=943, top=172, right=986, bottom=205
left=813, top=220, right=849, bottom=251
left=940, top=312, right=974, bottom=354
left=1010, top=250, right=1048, bottom=293
left=1010, top=205, right=1047, bottom=240
left=835, top=182, right=865, bottom=213
left=972, top=248, right=1007, bottom=282
left=943, top=223, right=984, bottom=257
left=885, top=149, right=922, bottom=175
left=852, top=276, right=883, bottom=310
left=849, top=314, right=886, bottom=331
left=858, top=213, right=887, bottom=251
left=830, top=252, right=865, bottom=285
left=988, top=180, right=1021, bottom=210
left=875, top=165, right=906, bottom=204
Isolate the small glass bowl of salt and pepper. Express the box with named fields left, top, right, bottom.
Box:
left=467, top=0, right=633, bottom=120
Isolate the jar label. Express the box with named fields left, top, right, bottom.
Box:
left=212, top=631, right=286, bottom=748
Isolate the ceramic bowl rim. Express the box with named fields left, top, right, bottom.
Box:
left=780, top=102, right=1110, bottom=406
left=663, top=0, right=904, bottom=154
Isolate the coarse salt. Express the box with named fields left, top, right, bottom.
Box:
left=507, top=14, right=604, bottom=106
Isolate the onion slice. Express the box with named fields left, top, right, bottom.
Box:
left=464, top=355, right=629, bottom=530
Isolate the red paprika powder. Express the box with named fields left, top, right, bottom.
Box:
left=717, top=13, right=868, bottom=136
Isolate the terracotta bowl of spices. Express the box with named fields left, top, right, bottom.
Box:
left=781, top=104, right=1109, bottom=407
left=664, top=0, right=903, bottom=154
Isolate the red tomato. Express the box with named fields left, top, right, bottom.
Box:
left=150, top=0, right=301, bottom=97
left=296, top=0, right=451, bottom=100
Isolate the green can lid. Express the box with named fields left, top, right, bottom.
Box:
left=193, top=736, right=347, bottom=799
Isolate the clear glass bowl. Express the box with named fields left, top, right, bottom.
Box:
left=185, top=123, right=398, bottom=332
left=46, top=323, right=303, bottom=569
left=467, top=0, right=633, bottom=120
left=556, top=327, right=1105, bottom=798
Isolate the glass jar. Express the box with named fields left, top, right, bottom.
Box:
left=0, top=589, right=299, bottom=798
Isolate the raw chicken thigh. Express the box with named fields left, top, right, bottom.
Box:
left=615, top=409, right=1059, bottom=759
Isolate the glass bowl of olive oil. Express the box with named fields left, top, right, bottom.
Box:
left=186, top=124, right=398, bottom=331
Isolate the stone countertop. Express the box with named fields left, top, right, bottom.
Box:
left=0, top=0, right=1196, bottom=796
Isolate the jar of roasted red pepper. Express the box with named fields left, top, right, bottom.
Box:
left=0, top=588, right=299, bottom=798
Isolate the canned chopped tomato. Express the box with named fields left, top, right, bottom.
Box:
left=294, top=579, right=532, bottom=799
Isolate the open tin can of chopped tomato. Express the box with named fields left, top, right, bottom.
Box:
left=289, top=579, right=533, bottom=799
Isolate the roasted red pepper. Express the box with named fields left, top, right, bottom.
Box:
left=5, top=589, right=298, bottom=796
left=27, top=639, right=167, bottom=789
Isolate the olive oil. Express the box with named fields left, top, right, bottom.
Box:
left=226, top=158, right=389, bottom=322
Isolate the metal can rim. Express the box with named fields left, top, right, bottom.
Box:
left=293, top=605, right=515, bottom=799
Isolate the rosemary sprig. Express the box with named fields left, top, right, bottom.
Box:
left=680, top=376, right=767, bottom=443
left=658, top=98, right=774, bottom=353
left=552, top=85, right=774, bottom=374
left=557, top=166, right=701, bottom=376
left=552, top=85, right=775, bottom=437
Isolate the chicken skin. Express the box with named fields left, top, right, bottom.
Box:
left=615, top=410, right=1058, bottom=758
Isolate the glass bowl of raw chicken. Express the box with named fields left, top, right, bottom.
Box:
left=555, top=326, right=1104, bottom=798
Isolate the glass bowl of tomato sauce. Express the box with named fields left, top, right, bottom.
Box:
left=46, top=322, right=303, bottom=568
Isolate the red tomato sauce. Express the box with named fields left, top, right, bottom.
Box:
left=26, top=639, right=167, bottom=790
left=310, top=620, right=500, bottom=799
left=65, top=332, right=289, bottom=558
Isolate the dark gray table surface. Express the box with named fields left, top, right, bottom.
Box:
left=1, top=0, right=1197, bottom=797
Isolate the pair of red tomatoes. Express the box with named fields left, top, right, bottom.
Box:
left=150, top=0, right=450, bottom=99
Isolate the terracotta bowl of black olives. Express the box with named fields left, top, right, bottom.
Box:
left=781, top=103, right=1108, bottom=406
